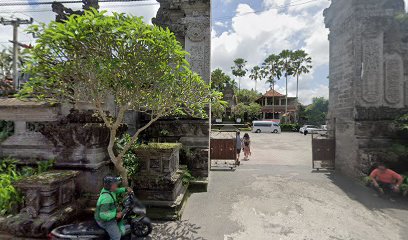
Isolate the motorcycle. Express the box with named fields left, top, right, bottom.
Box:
left=49, top=192, right=152, bottom=239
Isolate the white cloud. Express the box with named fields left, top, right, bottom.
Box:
left=211, top=0, right=330, bottom=104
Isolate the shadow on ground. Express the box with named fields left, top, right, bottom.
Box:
left=325, top=172, right=408, bottom=240
left=137, top=220, right=205, bottom=240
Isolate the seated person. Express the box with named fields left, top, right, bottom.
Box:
left=94, top=176, right=132, bottom=240
left=369, top=162, right=403, bottom=194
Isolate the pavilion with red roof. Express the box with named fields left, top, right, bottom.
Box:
left=256, top=89, right=298, bottom=121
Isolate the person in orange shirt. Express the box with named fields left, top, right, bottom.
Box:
left=369, top=162, right=403, bottom=194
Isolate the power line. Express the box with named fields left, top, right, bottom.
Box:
left=0, top=0, right=156, bottom=7
left=0, top=2, right=159, bottom=13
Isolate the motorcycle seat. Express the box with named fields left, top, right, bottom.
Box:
left=61, top=221, right=107, bottom=236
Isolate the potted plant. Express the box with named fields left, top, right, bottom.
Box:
left=233, top=103, right=246, bottom=123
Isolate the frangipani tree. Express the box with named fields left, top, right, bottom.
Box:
left=19, top=10, right=213, bottom=186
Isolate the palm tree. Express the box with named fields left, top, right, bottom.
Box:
left=292, top=50, right=312, bottom=100
left=231, top=58, right=247, bottom=91
left=262, top=54, right=282, bottom=120
left=278, top=50, right=294, bottom=122
left=249, top=65, right=262, bottom=92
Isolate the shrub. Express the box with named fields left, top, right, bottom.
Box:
left=0, top=120, right=13, bottom=142
left=181, top=169, right=195, bottom=186
left=116, top=133, right=140, bottom=179
left=280, top=123, right=300, bottom=132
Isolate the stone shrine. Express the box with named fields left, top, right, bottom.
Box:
left=324, top=0, right=408, bottom=177
left=0, top=99, right=112, bottom=202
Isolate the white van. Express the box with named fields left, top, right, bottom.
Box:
left=251, top=121, right=281, bottom=134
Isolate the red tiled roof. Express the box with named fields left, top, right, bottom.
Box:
left=263, top=89, right=285, bottom=97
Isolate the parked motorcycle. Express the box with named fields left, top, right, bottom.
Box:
left=49, top=192, right=152, bottom=239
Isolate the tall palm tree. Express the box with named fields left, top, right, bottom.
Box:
left=262, top=54, right=282, bottom=120
left=231, top=58, right=247, bottom=91
left=249, top=65, right=262, bottom=92
left=279, top=50, right=294, bottom=122
left=292, top=50, right=312, bottom=100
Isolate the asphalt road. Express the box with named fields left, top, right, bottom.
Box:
left=148, top=132, right=408, bottom=240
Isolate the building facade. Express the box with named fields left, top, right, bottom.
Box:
left=256, top=89, right=298, bottom=121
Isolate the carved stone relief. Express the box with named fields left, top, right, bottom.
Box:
left=362, top=34, right=383, bottom=104
left=384, top=53, right=404, bottom=105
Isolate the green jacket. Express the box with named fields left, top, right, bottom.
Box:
left=94, top=187, right=126, bottom=222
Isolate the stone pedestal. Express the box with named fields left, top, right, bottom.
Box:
left=0, top=171, right=83, bottom=238
left=132, top=144, right=182, bottom=200
left=145, top=119, right=209, bottom=178
left=130, top=144, right=188, bottom=219
left=324, top=0, right=408, bottom=177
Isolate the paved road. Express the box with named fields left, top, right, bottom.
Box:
left=149, top=132, right=408, bottom=240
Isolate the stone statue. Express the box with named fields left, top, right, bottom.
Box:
left=52, top=0, right=99, bottom=22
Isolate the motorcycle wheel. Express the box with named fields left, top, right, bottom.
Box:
left=131, top=217, right=152, bottom=237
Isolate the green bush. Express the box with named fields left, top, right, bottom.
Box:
left=0, top=120, right=13, bottom=142
left=280, top=124, right=300, bottom=132
left=0, top=159, right=22, bottom=215
left=181, top=169, right=195, bottom=186
left=116, top=133, right=140, bottom=179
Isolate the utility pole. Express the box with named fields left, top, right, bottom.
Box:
left=0, top=17, right=33, bottom=89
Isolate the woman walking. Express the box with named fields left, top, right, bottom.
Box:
left=236, top=132, right=242, bottom=165
left=243, top=133, right=251, bottom=160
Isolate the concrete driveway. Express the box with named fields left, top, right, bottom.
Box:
left=149, top=132, right=408, bottom=240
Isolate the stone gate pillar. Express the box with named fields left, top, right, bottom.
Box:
left=324, top=0, right=408, bottom=177
left=153, top=0, right=211, bottom=178
left=153, top=0, right=211, bottom=83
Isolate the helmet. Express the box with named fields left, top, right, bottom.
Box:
left=103, top=176, right=122, bottom=189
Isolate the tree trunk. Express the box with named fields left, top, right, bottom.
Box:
left=296, top=74, right=299, bottom=100
left=272, top=83, right=275, bottom=120
left=285, top=74, right=288, bottom=124
left=114, top=160, right=129, bottom=187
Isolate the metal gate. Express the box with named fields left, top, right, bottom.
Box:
left=312, top=134, right=335, bottom=170
left=210, top=131, right=237, bottom=170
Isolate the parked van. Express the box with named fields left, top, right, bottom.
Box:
left=251, top=121, right=281, bottom=134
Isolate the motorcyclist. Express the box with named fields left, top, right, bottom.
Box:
left=95, top=176, right=133, bottom=240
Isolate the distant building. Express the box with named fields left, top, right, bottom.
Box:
left=256, top=89, right=298, bottom=121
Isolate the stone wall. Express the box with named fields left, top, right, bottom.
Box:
left=324, top=0, right=408, bottom=177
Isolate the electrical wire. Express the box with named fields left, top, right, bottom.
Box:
left=0, top=2, right=159, bottom=14
left=0, top=0, right=156, bottom=7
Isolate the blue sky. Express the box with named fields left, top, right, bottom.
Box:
left=1, top=0, right=407, bottom=104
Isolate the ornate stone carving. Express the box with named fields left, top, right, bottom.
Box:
left=362, top=35, right=383, bottom=104
left=384, top=53, right=404, bottom=105
left=186, top=21, right=207, bottom=42
left=52, top=0, right=99, bottom=22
